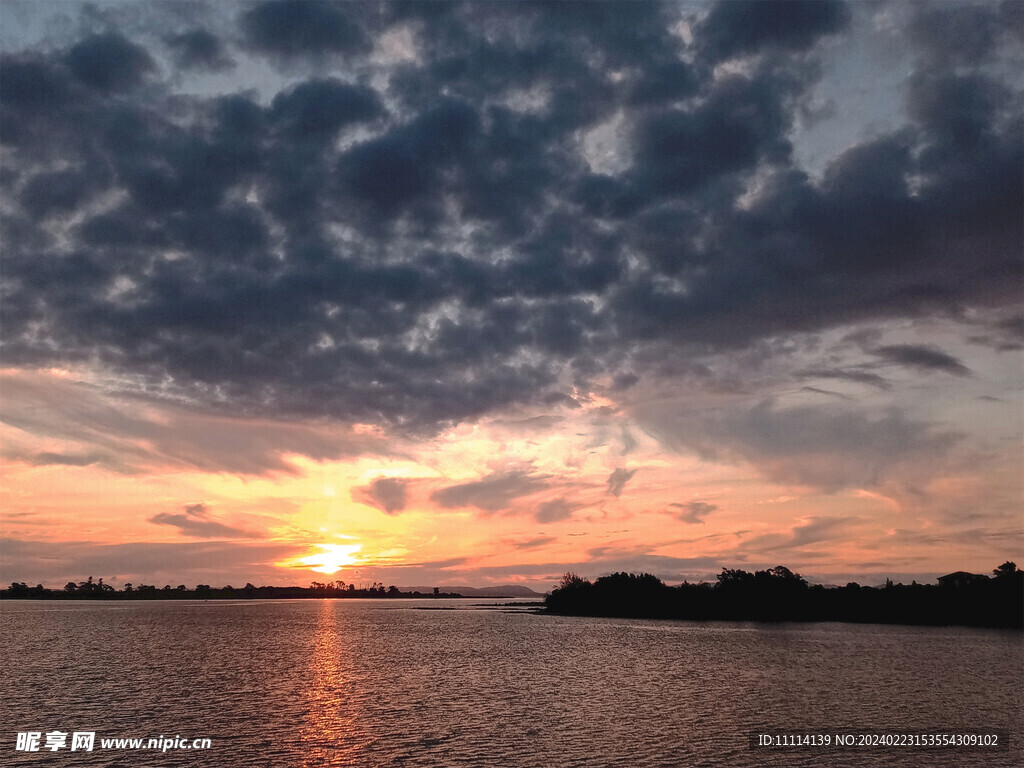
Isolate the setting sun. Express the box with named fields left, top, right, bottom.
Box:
left=288, top=544, right=363, bottom=575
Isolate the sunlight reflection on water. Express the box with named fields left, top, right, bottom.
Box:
left=301, top=601, right=363, bottom=767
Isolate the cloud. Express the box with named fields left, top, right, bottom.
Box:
left=637, top=400, right=962, bottom=491
left=65, top=32, right=155, bottom=92
left=164, top=29, right=234, bottom=72
left=24, top=451, right=108, bottom=468
left=0, top=370, right=386, bottom=475
left=0, top=538, right=298, bottom=587
left=872, top=344, right=972, bottom=376
left=149, top=503, right=255, bottom=539
left=799, top=368, right=893, bottom=390
left=799, top=386, right=853, bottom=401
left=740, top=516, right=858, bottom=555
left=698, top=0, right=851, bottom=61
left=511, top=536, right=556, bottom=551
left=434, top=554, right=731, bottom=584
left=337, top=99, right=481, bottom=218
left=967, top=314, right=1024, bottom=350
left=391, top=556, right=470, bottom=571
left=534, top=498, right=574, bottom=524
left=239, top=0, right=371, bottom=59
left=353, top=477, right=408, bottom=515
left=907, top=3, right=1012, bottom=67
left=670, top=501, right=718, bottom=524
left=587, top=544, right=653, bottom=561
left=270, top=78, right=384, bottom=141
left=431, top=471, right=550, bottom=513
left=0, top=0, right=1019, bottom=438
left=606, top=468, right=638, bottom=497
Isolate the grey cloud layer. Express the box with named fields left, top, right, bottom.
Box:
left=0, top=538, right=298, bottom=586
left=671, top=501, right=717, bottom=524
left=636, top=399, right=962, bottom=492
left=1, top=1, right=1020, bottom=432
left=606, top=468, right=638, bottom=497
left=149, top=503, right=255, bottom=538
left=0, top=371, right=384, bottom=474
left=430, top=471, right=550, bottom=512
left=353, top=477, right=409, bottom=515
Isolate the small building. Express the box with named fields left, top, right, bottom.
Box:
left=937, top=571, right=990, bottom=589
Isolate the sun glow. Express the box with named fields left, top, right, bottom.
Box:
left=290, top=543, right=363, bottom=574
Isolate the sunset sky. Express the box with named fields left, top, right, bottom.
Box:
left=1, top=0, right=1021, bottom=591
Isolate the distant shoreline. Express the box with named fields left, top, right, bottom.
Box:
left=0, top=593, right=479, bottom=601
left=2, top=585, right=472, bottom=601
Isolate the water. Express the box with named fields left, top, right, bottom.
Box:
left=1, top=599, right=1020, bottom=767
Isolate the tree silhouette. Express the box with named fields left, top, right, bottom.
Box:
left=993, top=561, right=1019, bottom=578
left=558, top=572, right=590, bottom=590
left=544, top=563, right=1022, bottom=628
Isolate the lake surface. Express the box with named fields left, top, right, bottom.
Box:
left=1, top=599, right=1020, bottom=767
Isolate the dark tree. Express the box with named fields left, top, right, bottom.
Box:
left=994, top=561, right=1019, bottom=578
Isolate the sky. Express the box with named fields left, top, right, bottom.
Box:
left=1, top=0, right=1021, bottom=592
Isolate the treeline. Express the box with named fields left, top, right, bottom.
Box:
left=545, top=563, right=1024, bottom=629
left=1, top=577, right=462, bottom=600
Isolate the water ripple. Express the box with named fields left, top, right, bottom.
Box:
left=1, top=601, right=1020, bottom=767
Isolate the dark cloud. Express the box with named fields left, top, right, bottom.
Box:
left=968, top=314, right=1024, bottom=351
left=995, top=315, right=1024, bottom=338
left=165, top=28, right=234, bottom=72
left=612, top=373, right=639, bottom=391
left=239, top=0, right=371, bottom=58
left=799, top=368, right=893, bottom=391
left=799, top=386, right=853, bottom=401
left=873, top=344, right=972, bottom=377
left=698, top=0, right=851, bottom=61
left=0, top=1, right=1019, bottom=436
left=353, top=477, right=408, bottom=515
left=627, top=72, right=794, bottom=201
left=149, top=503, right=254, bottom=539
left=670, top=501, right=717, bottom=524
left=271, top=78, right=383, bottom=141
left=65, top=32, right=155, bottom=92
left=907, top=70, right=1010, bottom=153
left=337, top=98, right=481, bottom=219
left=19, top=166, right=110, bottom=219
left=606, top=468, right=638, bottom=497
left=431, top=471, right=550, bottom=513
left=907, top=3, right=1010, bottom=66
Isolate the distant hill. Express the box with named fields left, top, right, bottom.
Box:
left=403, top=585, right=543, bottom=598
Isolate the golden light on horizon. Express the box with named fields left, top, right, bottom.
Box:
left=286, top=543, right=363, bottom=574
